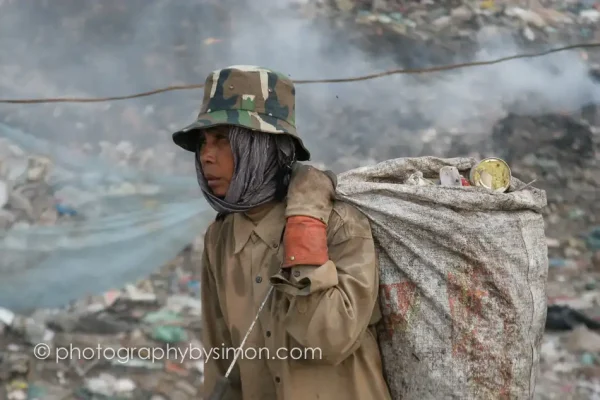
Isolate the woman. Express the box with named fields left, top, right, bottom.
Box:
left=172, top=65, right=392, bottom=400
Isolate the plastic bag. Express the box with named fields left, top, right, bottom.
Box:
left=336, top=156, right=548, bottom=400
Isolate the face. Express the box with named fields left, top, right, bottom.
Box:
left=197, top=126, right=234, bottom=197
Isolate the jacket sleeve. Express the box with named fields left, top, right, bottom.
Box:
left=200, top=227, right=242, bottom=400
left=269, top=203, right=379, bottom=366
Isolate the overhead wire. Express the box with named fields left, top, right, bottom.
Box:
left=0, top=42, right=597, bottom=104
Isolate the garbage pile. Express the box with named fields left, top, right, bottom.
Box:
left=0, top=123, right=213, bottom=312
left=0, top=243, right=205, bottom=400
left=0, top=139, right=66, bottom=230
left=405, top=157, right=513, bottom=190
left=485, top=112, right=599, bottom=399
left=311, top=0, right=600, bottom=44
left=0, top=134, right=197, bottom=231
left=0, top=132, right=210, bottom=398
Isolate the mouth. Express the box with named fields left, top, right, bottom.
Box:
left=204, top=175, right=221, bottom=187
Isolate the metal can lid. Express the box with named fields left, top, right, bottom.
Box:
left=469, top=158, right=511, bottom=192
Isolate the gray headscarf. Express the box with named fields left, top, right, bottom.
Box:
left=195, top=126, right=297, bottom=214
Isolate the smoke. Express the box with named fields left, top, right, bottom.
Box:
left=0, top=0, right=598, bottom=173
left=1, top=0, right=598, bottom=309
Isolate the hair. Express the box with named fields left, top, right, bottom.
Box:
left=195, top=125, right=298, bottom=214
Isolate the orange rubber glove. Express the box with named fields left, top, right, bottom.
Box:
left=282, top=216, right=329, bottom=268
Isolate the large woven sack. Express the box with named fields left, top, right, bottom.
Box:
left=336, top=156, right=548, bottom=400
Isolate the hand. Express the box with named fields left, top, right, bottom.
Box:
left=283, top=163, right=336, bottom=268
left=285, top=162, right=336, bottom=224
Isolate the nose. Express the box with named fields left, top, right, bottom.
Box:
left=199, top=143, right=216, bottom=165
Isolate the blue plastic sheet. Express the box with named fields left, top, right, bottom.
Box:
left=0, top=123, right=213, bottom=312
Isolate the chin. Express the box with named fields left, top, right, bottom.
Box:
left=211, top=188, right=228, bottom=197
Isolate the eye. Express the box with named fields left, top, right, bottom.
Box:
left=216, top=133, right=230, bottom=143
left=197, top=136, right=206, bottom=150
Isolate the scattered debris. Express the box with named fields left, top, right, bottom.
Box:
left=0, top=245, right=205, bottom=399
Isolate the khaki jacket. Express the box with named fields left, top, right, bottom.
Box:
left=200, top=200, right=392, bottom=400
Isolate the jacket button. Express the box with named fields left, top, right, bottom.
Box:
left=293, top=270, right=300, bottom=278
left=275, top=377, right=281, bottom=383
left=266, top=330, right=271, bottom=337
left=273, top=243, right=278, bottom=248
left=255, top=276, right=262, bottom=283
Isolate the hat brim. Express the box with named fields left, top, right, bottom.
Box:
left=172, top=109, right=310, bottom=161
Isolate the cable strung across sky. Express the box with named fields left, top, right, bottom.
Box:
left=0, top=42, right=598, bottom=104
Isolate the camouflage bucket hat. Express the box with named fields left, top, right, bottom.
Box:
left=172, top=65, right=310, bottom=161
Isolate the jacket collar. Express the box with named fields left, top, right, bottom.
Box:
left=232, top=201, right=285, bottom=254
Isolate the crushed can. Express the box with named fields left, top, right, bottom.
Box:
left=469, top=158, right=511, bottom=192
